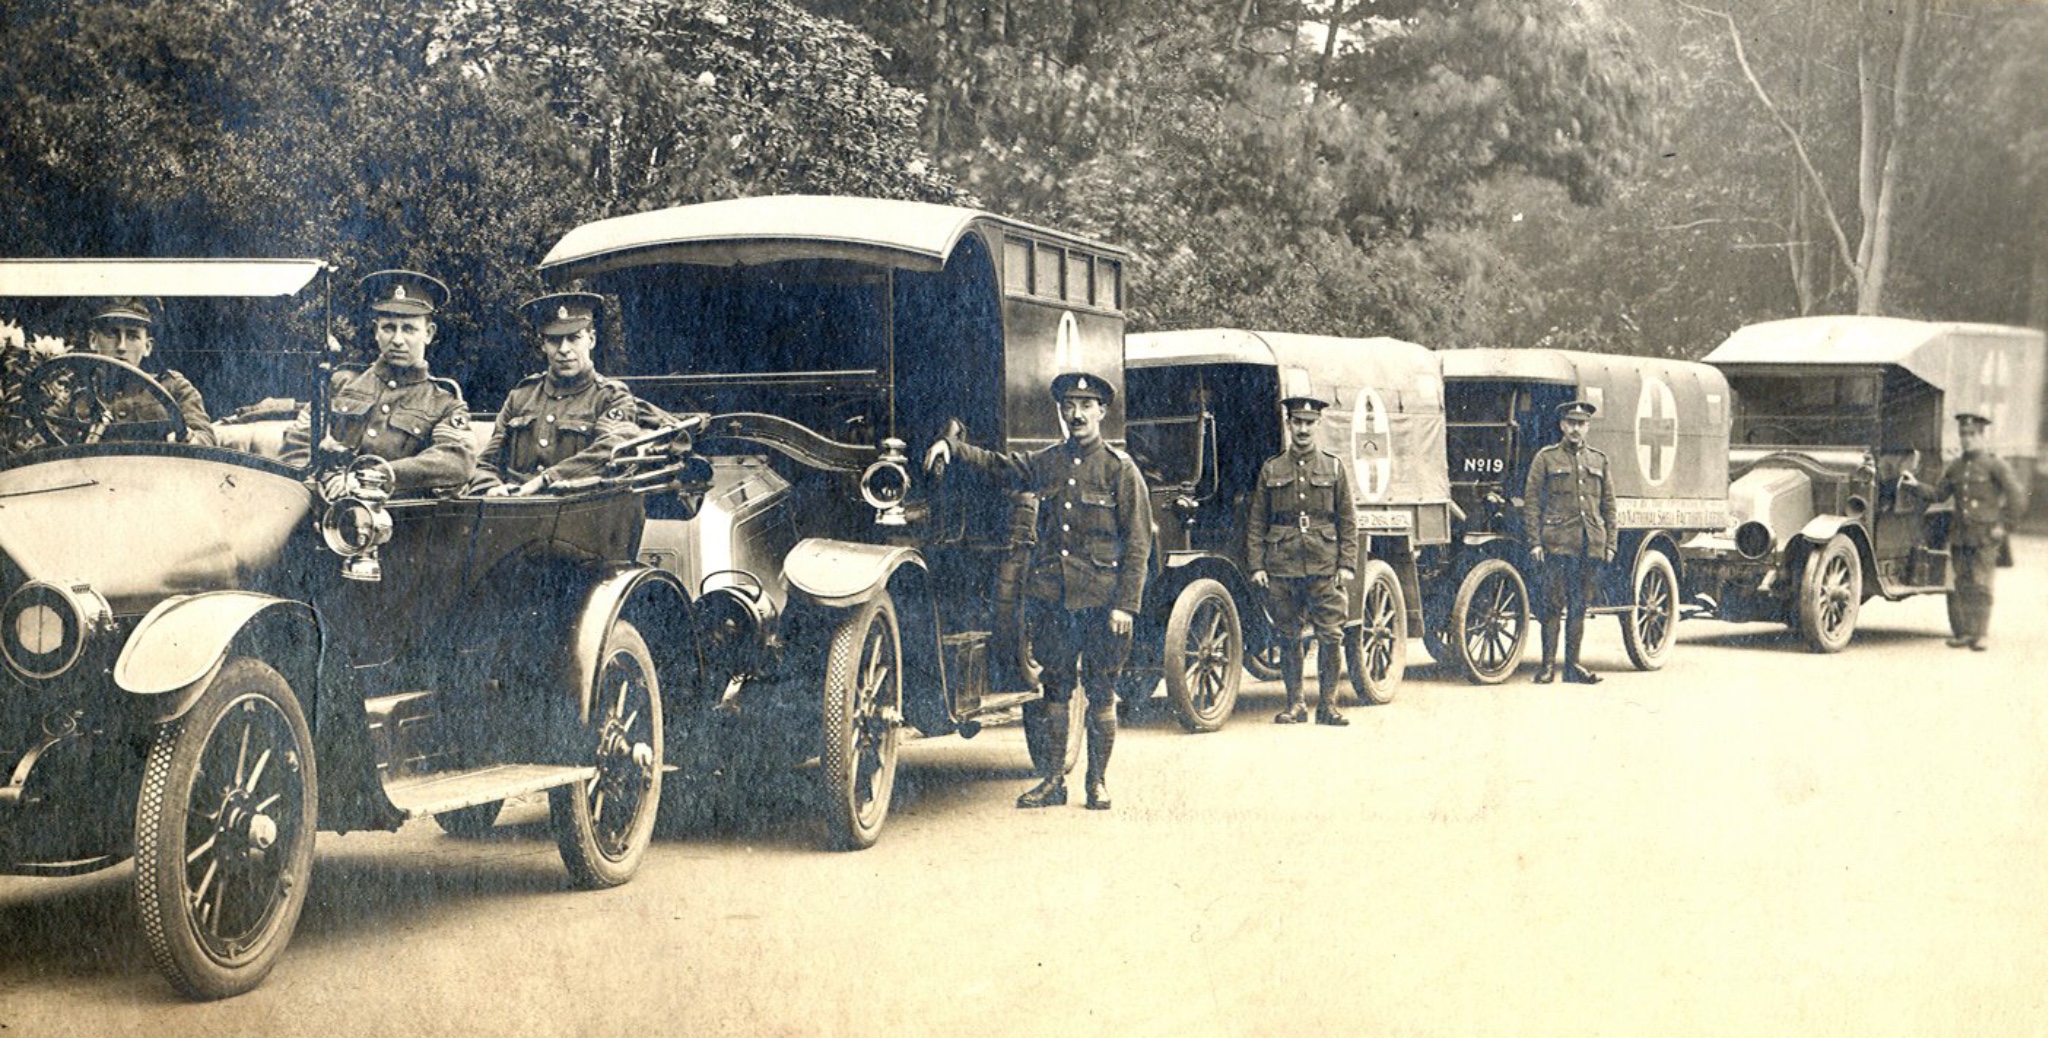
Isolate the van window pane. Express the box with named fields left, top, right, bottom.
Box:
left=1066, top=252, right=1091, bottom=303
left=1034, top=245, right=1064, bottom=298
left=1005, top=238, right=1032, bottom=295
left=1097, top=260, right=1120, bottom=309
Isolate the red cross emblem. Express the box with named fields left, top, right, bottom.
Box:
left=1351, top=387, right=1392, bottom=502
left=1635, top=376, right=1679, bottom=486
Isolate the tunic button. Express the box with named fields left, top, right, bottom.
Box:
left=366, top=429, right=378, bottom=439
left=387, top=380, right=397, bottom=388
left=1072, top=458, right=1081, bottom=466
left=1064, top=502, right=1073, bottom=510
left=546, top=414, right=556, bottom=423
left=1061, top=524, right=1071, bottom=532
left=381, top=404, right=391, bottom=413
left=1060, top=549, right=1070, bottom=557
left=1068, top=478, right=1077, bottom=486
left=538, top=439, right=550, bottom=448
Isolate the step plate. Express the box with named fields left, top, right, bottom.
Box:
left=385, top=764, right=596, bottom=819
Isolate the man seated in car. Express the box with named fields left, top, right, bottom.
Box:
left=79, top=297, right=217, bottom=445
left=282, top=269, right=475, bottom=494
left=470, top=292, right=639, bottom=496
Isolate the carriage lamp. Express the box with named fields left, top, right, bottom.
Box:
left=861, top=438, right=912, bottom=526
left=1, top=581, right=111, bottom=682
left=319, top=460, right=396, bottom=582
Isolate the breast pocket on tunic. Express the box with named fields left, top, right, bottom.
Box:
left=383, top=405, right=439, bottom=456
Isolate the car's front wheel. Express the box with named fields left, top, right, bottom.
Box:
left=1797, top=534, right=1862, bottom=653
left=551, top=619, right=662, bottom=888
left=820, top=592, right=902, bottom=851
left=134, top=657, right=317, bottom=1001
left=1349, top=560, right=1407, bottom=705
left=1621, top=549, right=1679, bottom=671
left=1449, top=558, right=1529, bottom=684
left=1163, top=578, right=1243, bottom=732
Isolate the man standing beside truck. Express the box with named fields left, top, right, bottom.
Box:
left=1524, top=400, right=1617, bottom=684
left=1246, top=392, right=1358, bottom=726
left=928, top=371, right=1153, bottom=811
left=1937, top=412, right=2026, bottom=651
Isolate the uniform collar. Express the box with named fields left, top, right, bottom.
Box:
left=1287, top=443, right=1319, bottom=460
left=369, top=359, right=429, bottom=385
left=1061, top=435, right=1107, bottom=459
left=542, top=369, right=596, bottom=396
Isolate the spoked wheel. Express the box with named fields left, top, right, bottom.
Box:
left=551, top=619, right=662, bottom=888
left=1024, top=692, right=1084, bottom=776
left=433, top=801, right=503, bottom=839
left=1797, top=534, right=1862, bottom=654
left=1164, top=578, right=1243, bottom=733
left=1449, top=558, right=1530, bottom=685
left=821, top=592, right=903, bottom=851
left=1349, top=561, right=1407, bottom=705
left=134, top=658, right=316, bottom=1000
left=1621, top=549, right=1679, bottom=670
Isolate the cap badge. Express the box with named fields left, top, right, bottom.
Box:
left=393, top=285, right=408, bottom=301
left=558, top=305, right=571, bottom=320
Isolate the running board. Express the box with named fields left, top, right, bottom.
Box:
left=384, top=764, right=595, bottom=819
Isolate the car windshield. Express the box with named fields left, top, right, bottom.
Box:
left=1124, top=367, right=1208, bottom=487
left=3, top=283, right=325, bottom=460
left=1727, top=371, right=1883, bottom=448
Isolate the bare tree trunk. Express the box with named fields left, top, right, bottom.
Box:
left=1229, top=0, right=1257, bottom=50
left=1855, top=0, right=1922, bottom=315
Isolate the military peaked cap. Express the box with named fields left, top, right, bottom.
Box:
left=521, top=292, right=604, bottom=337
left=1954, top=411, right=1991, bottom=430
left=1050, top=370, right=1115, bottom=406
left=1556, top=400, right=1598, bottom=421
left=360, top=269, right=448, bottom=316
left=91, top=297, right=159, bottom=327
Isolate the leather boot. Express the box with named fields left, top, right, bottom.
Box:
left=1083, top=706, right=1115, bottom=810
left=1534, top=619, right=1558, bottom=684
left=1563, top=612, right=1600, bottom=684
left=1275, top=636, right=1307, bottom=723
left=1314, top=642, right=1348, bottom=726
left=1017, top=700, right=1069, bottom=808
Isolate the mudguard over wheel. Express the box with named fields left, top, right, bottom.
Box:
left=1349, top=561, right=1407, bottom=705
left=432, top=801, right=502, bottom=838
left=134, top=657, right=317, bottom=1001
left=1621, top=549, right=1679, bottom=671
left=550, top=619, right=662, bottom=888
left=1797, top=534, right=1861, bottom=654
left=1449, top=558, right=1529, bottom=685
left=820, top=591, right=903, bottom=851
left=1163, top=578, right=1243, bottom=733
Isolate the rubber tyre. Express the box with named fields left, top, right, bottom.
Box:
left=432, top=801, right=502, bottom=839
left=1449, top=558, right=1530, bottom=685
left=134, top=658, right=317, bottom=1001
left=1350, top=561, right=1407, bottom=705
left=1797, top=534, right=1862, bottom=654
left=820, top=592, right=903, bottom=851
left=1621, top=549, right=1679, bottom=671
left=1025, top=692, right=1085, bottom=776
left=550, top=620, right=662, bottom=888
left=1163, top=579, right=1244, bottom=733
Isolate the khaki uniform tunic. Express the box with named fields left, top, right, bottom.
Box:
left=1244, top=447, right=1359, bottom=578
left=1522, top=442, right=1618, bottom=560
left=283, top=360, right=475, bottom=492
left=477, top=371, right=638, bottom=489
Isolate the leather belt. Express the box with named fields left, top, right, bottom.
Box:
left=1269, top=511, right=1320, bottom=531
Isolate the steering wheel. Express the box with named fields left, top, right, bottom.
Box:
left=25, top=354, right=189, bottom=446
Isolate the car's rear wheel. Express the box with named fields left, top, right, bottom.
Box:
left=135, top=658, right=316, bottom=1001
left=820, top=592, right=902, bottom=851
left=1350, top=561, right=1407, bottom=705
left=1621, top=549, right=1679, bottom=671
left=1449, top=558, right=1529, bottom=684
left=1797, top=534, right=1861, bottom=653
left=551, top=619, right=662, bottom=888
left=1164, top=578, right=1243, bottom=733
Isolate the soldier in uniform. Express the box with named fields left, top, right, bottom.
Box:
left=1522, top=399, right=1616, bottom=684
left=926, top=371, right=1152, bottom=810
left=472, top=292, right=638, bottom=495
left=283, top=270, right=475, bottom=494
left=1246, top=392, right=1358, bottom=726
left=81, top=297, right=216, bottom=445
left=1936, top=412, right=2026, bottom=651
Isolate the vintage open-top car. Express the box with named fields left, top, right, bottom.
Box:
left=1432, top=348, right=1731, bottom=682
left=0, top=260, right=708, bottom=998
left=1121, top=329, right=1451, bottom=728
left=539, top=195, right=1129, bottom=848
left=1681, top=316, right=2045, bottom=650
